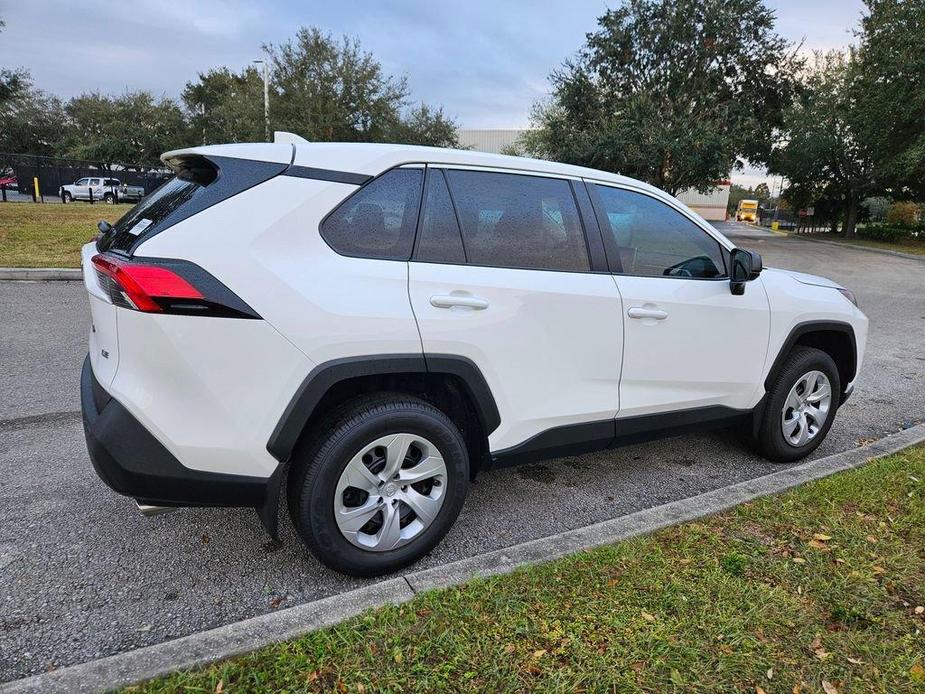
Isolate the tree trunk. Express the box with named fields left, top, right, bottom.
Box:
left=829, top=205, right=840, bottom=235
left=842, top=196, right=859, bottom=238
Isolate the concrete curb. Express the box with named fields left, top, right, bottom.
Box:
left=4, top=423, right=925, bottom=693
left=0, top=267, right=82, bottom=281
left=785, top=234, right=925, bottom=263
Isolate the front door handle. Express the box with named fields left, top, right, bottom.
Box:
left=430, top=294, right=489, bottom=310
left=627, top=306, right=668, bottom=320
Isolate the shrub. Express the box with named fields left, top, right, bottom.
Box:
left=885, top=201, right=922, bottom=226
left=858, top=224, right=923, bottom=242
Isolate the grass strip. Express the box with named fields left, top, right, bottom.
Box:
left=133, top=445, right=925, bottom=693
left=0, top=202, right=132, bottom=267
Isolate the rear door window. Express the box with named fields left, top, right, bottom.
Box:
left=443, top=170, right=590, bottom=272
left=413, top=168, right=466, bottom=264
left=321, top=168, right=423, bottom=260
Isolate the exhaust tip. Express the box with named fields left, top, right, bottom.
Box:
left=135, top=502, right=177, bottom=517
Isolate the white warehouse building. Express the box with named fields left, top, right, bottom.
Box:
left=457, top=128, right=730, bottom=221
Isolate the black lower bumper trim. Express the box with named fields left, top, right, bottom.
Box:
left=80, top=355, right=269, bottom=508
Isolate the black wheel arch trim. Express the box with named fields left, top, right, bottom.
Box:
left=266, top=353, right=501, bottom=464
left=763, top=320, right=857, bottom=400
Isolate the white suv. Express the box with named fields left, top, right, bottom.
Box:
left=80, top=136, right=868, bottom=576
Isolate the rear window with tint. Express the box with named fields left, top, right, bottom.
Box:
left=97, top=155, right=286, bottom=254
left=102, top=176, right=206, bottom=252
left=444, top=170, right=590, bottom=272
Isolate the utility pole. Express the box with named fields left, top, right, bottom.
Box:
left=253, top=58, right=270, bottom=142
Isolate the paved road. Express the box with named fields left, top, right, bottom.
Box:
left=2, top=228, right=924, bottom=682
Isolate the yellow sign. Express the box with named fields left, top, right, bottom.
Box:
left=771, top=221, right=780, bottom=231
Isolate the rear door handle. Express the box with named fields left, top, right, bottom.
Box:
left=627, top=307, right=668, bottom=320
left=430, top=294, right=489, bottom=310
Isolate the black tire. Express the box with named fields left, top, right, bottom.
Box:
left=103, top=193, right=115, bottom=204
left=62, top=192, right=72, bottom=203
left=287, top=393, right=469, bottom=576
left=752, top=346, right=841, bottom=463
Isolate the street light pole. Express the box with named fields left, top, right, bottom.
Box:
left=253, top=58, right=270, bottom=142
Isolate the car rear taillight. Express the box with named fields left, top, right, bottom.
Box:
left=92, top=254, right=202, bottom=312
left=91, top=254, right=260, bottom=319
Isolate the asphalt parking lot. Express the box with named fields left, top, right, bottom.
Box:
left=1, top=223, right=923, bottom=682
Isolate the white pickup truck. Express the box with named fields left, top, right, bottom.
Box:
left=60, top=177, right=144, bottom=204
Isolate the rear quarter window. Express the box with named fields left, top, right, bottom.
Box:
left=320, top=168, right=424, bottom=260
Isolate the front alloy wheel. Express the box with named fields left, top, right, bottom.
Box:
left=751, top=346, right=841, bottom=463
left=781, top=370, right=832, bottom=447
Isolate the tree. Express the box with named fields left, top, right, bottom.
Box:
left=522, top=0, right=802, bottom=195
left=852, top=0, right=925, bottom=198
left=182, top=28, right=459, bottom=148
left=183, top=67, right=266, bottom=145
left=266, top=27, right=458, bottom=146
left=388, top=103, right=459, bottom=147
left=61, top=92, right=189, bottom=168
left=0, top=15, right=28, bottom=107
left=770, top=51, right=874, bottom=237
left=0, top=79, right=67, bottom=156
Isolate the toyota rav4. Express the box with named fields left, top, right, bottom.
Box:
left=80, top=134, right=868, bottom=576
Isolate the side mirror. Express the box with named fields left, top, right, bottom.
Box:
left=730, top=248, right=762, bottom=295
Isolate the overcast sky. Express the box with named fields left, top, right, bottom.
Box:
left=0, top=0, right=866, bottom=185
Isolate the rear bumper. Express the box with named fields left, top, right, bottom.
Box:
left=80, top=354, right=269, bottom=508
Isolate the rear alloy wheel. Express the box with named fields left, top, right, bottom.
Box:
left=288, top=394, right=469, bottom=576
left=103, top=193, right=116, bottom=204
left=334, top=433, right=448, bottom=552
left=753, top=346, right=841, bottom=462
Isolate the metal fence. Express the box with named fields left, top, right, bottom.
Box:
left=0, top=152, right=171, bottom=201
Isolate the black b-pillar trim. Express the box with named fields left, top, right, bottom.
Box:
left=266, top=353, right=501, bottom=464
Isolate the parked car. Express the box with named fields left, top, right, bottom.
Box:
left=0, top=175, right=17, bottom=188
left=80, top=137, right=868, bottom=576
left=61, top=177, right=144, bottom=204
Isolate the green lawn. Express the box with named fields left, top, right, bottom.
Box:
left=796, top=232, right=925, bottom=256
left=0, top=202, right=133, bottom=267
left=132, top=445, right=925, bottom=693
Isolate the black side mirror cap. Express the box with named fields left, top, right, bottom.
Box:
left=730, top=248, right=762, bottom=295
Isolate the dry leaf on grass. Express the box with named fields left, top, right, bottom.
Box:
left=641, top=611, right=656, bottom=622
left=821, top=680, right=839, bottom=694
left=214, top=680, right=223, bottom=694
left=813, top=533, right=832, bottom=541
